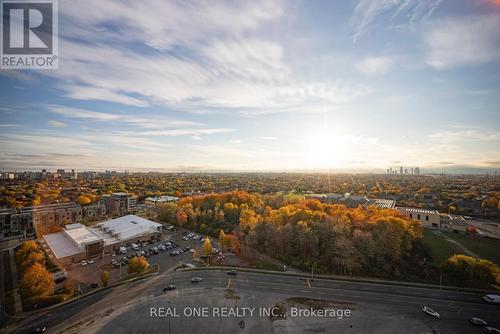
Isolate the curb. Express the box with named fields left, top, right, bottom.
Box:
left=8, top=264, right=160, bottom=319
left=179, top=266, right=498, bottom=294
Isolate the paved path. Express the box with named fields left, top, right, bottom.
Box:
left=9, top=249, right=23, bottom=314
left=440, top=233, right=480, bottom=258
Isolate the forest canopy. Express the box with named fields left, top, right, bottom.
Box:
left=160, top=191, right=422, bottom=278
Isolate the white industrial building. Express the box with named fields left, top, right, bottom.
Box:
left=43, top=215, right=162, bottom=265
left=144, top=195, right=180, bottom=207
left=396, top=207, right=441, bottom=228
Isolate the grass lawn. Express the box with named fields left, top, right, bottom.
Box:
left=251, top=260, right=282, bottom=271
left=420, top=229, right=464, bottom=266
left=442, top=231, right=500, bottom=266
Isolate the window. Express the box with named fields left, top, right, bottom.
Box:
left=409, top=213, right=412, bottom=219
left=417, top=214, right=421, bottom=220
left=426, top=215, right=429, bottom=221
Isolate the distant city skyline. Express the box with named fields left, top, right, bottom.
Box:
left=1, top=0, right=500, bottom=173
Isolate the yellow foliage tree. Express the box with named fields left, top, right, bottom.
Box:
left=78, top=195, right=92, bottom=206
left=101, top=270, right=110, bottom=286
left=20, top=263, right=54, bottom=298
left=218, top=229, right=227, bottom=251
left=127, top=256, right=149, bottom=274
left=202, top=237, right=213, bottom=257
left=20, top=250, right=45, bottom=273
left=16, top=240, right=39, bottom=264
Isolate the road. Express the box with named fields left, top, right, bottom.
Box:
left=6, top=269, right=499, bottom=334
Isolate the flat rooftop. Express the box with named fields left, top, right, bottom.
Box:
left=396, top=207, right=439, bottom=214
left=64, top=224, right=102, bottom=245
left=44, top=232, right=81, bottom=259
left=97, top=214, right=161, bottom=241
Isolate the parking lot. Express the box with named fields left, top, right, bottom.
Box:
left=63, top=226, right=224, bottom=292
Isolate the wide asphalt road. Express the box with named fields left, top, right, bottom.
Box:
left=6, top=269, right=500, bottom=333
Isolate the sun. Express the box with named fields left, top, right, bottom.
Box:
left=303, top=131, right=347, bottom=169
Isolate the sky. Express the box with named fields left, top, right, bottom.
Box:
left=1, top=0, right=500, bottom=173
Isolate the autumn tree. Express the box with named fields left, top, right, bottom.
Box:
left=63, top=281, right=75, bottom=295
left=20, top=263, right=54, bottom=298
left=127, top=256, right=149, bottom=274
left=176, top=210, right=188, bottom=226
left=158, top=202, right=177, bottom=224
left=202, top=237, right=213, bottom=257
left=101, top=270, right=110, bottom=286
left=78, top=195, right=92, bottom=206
left=442, top=255, right=499, bottom=288
left=16, top=240, right=39, bottom=264
left=20, top=250, right=46, bottom=273
left=218, top=229, right=227, bottom=251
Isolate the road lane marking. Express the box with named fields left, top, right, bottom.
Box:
left=227, top=278, right=232, bottom=289
left=307, top=278, right=311, bottom=288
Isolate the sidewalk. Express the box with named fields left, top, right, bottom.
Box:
left=8, top=249, right=23, bottom=314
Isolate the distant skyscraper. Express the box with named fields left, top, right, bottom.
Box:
left=415, top=167, right=420, bottom=175
left=400, top=166, right=403, bottom=174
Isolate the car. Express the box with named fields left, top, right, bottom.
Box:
left=81, top=260, right=88, bottom=266
left=483, top=294, right=500, bottom=304
left=191, top=277, right=203, bottom=283
left=169, top=251, right=177, bottom=256
left=111, top=259, right=117, bottom=264
left=30, top=326, right=46, bottom=333
left=483, top=328, right=500, bottom=334
left=90, top=283, right=99, bottom=289
left=189, top=248, right=195, bottom=253
left=227, top=270, right=237, bottom=276
left=113, top=262, right=121, bottom=268
left=422, top=306, right=440, bottom=318
left=163, top=284, right=176, bottom=291
left=87, top=259, right=94, bottom=264
left=54, top=287, right=64, bottom=294
left=182, top=236, right=188, bottom=241
left=470, top=318, right=488, bottom=326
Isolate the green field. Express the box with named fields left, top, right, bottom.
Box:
left=421, top=229, right=500, bottom=266
left=420, top=229, right=464, bottom=265
left=442, top=231, right=500, bottom=266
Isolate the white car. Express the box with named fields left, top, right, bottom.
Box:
left=470, top=318, right=488, bottom=326
left=191, top=277, right=203, bottom=283
left=422, top=306, right=440, bottom=318
left=81, top=260, right=88, bottom=266
left=87, top=259, right=95, bottom=264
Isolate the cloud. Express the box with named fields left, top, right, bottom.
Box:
left=48, top=105, right=201, bottom=129
left=48, top=120, right=67, bottom=128
left=424, top=14, right=500, bottom=69
left=429, top=128, right=500, bottom=141
left=34, top=0, right=369, bottom=116
left=352, top=0, right=442, bottom=42
left=259, top=136, right=278, bottom=140
left=356, top=56, right=392, bottom=75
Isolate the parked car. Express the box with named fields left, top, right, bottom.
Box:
left=87, top=259, right=94, bottom=264
left=163, top=284, right=176, bottom=291
left=483, top=328, right=500, bottom=334
left=227, top=270, right=237, bottom=276
left=81, top=260, right=88, bottom=266
left=182, top=236, right=188, bottom=241
left=422, top=306, right=440, bottom=318
left=90, top=283, right=99, bottom=289
left=189, top=249, right=195, bottom=253
left=470, top=318, right=488, bottom=326
left=54, top=287, right=64, bottom=294
left=191, top=277, right=203, bottom=283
